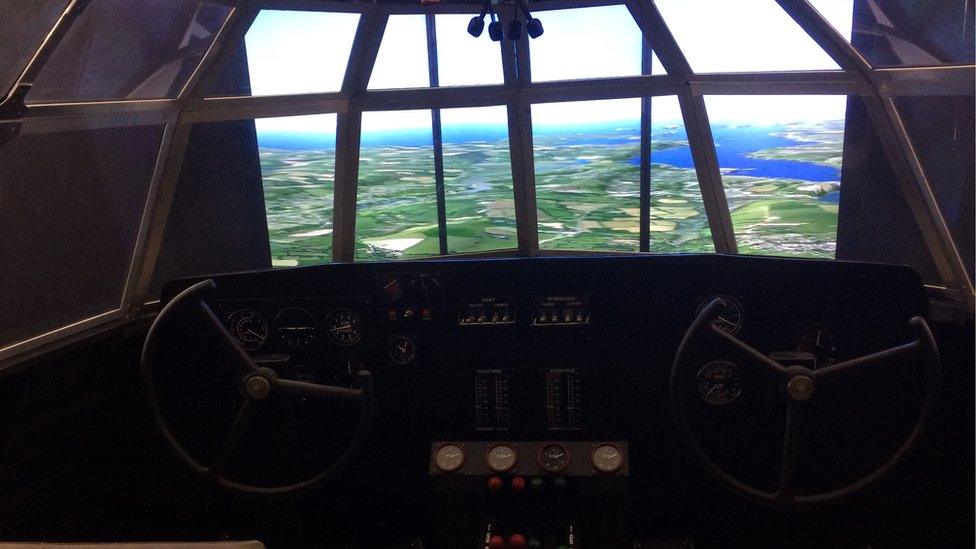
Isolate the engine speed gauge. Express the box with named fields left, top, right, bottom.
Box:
left=699, top=296, right=743, bottom=334
left=697, top=360, right=743, bottom=405
left=591, top=443, right=624, bottom=474
left=538, top=443, right=570, bottom=474
left=485, top=444, right=517, bottom=473
left=274, top=307, right=317, bottom=349
left=226, top=309, right=268, bottom=351
left=433, top=443, right=465, bottom=473
left=326, top=309, right=362, bottom=346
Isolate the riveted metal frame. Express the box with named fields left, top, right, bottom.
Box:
left=2, top=0, right=974, bottom=368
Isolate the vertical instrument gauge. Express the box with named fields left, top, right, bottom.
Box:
left=433, top=443, right=465, bottom=473
left=538, top=443, right=571, bottom=474
left=699, top=297, right=743, bottom=334
left=326, top=309, right=362, bottom=346
left=274, top=307, right=318, bottom=349
left=389, top=335, right=417, bottom=365
left=696, top=360, right=743, bottom=405
left=591, top=443, right=624, bottom=474
left=226, top=309, right=269, bottom=351
left=485, top=444, right=518, bottom=473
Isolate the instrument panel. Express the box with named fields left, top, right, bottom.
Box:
left=162, top=255, right=925, bottom=441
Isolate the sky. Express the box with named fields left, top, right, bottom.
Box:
left=246, top=1, right=854, bottom=134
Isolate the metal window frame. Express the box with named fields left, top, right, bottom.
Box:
left=2, top=0, right=974, bottom=369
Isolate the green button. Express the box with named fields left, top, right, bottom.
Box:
left=530, top=477, right=545, bottom=491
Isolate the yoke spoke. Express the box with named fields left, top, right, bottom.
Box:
left=709, top=324, right=789, bottom=376
left=196, top=300, right=260, bottom=374
left=275, top=378, right=363, bottom=403
left=813, top=340, right=919, bottom=380
left=208, top=398, right=260, bottom=476
left=776, top=401, right=801, bottom=500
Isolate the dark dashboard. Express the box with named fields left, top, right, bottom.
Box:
left=152, top=254, right=931, bottom=547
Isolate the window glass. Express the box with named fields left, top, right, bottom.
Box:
left=237, top=11, right=359, bottom=96
left=654, top=0, right=843, bottom=72
left=530, top=5, right=642, bottom=82
left=533, top=98, right=642, bottom=252
left=368, top=15, right=430, bottom=90
left=0, top=0, right=69, bottom=96
left=849, top=0, right=975, bottom=67
left=257, top=114, right=338, bottom=267
left=895, top=95, right=975, bottom=279
left=703, top=95, right=847, bottom=258
left=435, top=15, right=504, bottom=86
left=807, top=0, right=854, bottom=42
left=647, top=96, right=714, bottom=252
left=28, top=0, right=231, bottom=103
left=0, top=123, right=162, bottom=348
left=441, top=106, right=517, bottom=253
left=356, top=110, right=439, bottom=260
left=151, top=118, right=275, bottom=297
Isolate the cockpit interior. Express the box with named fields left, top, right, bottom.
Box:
left=1, top=1, right=973, bottom=548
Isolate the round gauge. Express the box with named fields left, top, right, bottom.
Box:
left=389, top=335, right=417, bottom=365
left=485, top=444, right=517, bottom=473
left=697, top=360, right=743, bottom=405
left=274, top=307, right=318, bottom=349
left=326, top=309, right=363, bottom=346
left=699, top=297, right=743, bottom=335
left=538, top=443, right=570, bottom=474
left=797, top=325, right=838, bottom=368
left=226, top=309, right=269, bottom=351
left=434, top=443, right=465, bottom=473
left=591, top=443, right=624, bottom=474
left=378, top=275, right=403, bottom=303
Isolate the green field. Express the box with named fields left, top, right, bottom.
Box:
left=260, top=123, right=842, bottom=265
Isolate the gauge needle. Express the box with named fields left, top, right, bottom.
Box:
left=715, top=316, right=734, bottom=325
left=330, top=325, right=352, bottom=332
left=245, top=329, right=263, bottom=338
left=397, top=343, right=408, bottom=353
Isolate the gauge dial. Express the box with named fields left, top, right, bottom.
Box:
left=538, top=443, right=570, bottom=474
left=389, top=335, right=417, bottom=365
left=377, top=275, right=403, bottom=303
left=697, top=360, right=743, bottom=405
left=591, top=443, right=623, bottom=474
left=226, top=309, right=269, bottom=351
left=434, top=443, right=465, bottom=473
left=326, top=309, right=362, bottom=346
left=700, top=297, right=743, bottom=334
left=485, top=444, right=517, bottom=473
left=274, top=307, right=318, bottom=349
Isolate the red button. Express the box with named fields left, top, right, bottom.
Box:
left=510, top=476, right=526, bottom=492
left=509, top=534, right=526, bottom=548
left=489, top=534, right=506, bottom=549
left=387, top=309, right=397, bottom=322
left=487, top=476, right=503, bottom=492
left=421, top=308, right=432, bottom=320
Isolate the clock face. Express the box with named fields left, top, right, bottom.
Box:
left=389, top=335, right=417, bottom=365
left=326, top=309, right=362, bottom=346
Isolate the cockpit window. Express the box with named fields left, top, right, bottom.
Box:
left=533, top=98, right=642, bottom=252
left=27, top=0, right=231, bottom=103
left=434, top=15, right=505, bottom=87
left=258, top=114, right=338, bottom=267
left=357, top=109, right=439, bottom=260
left=704, top=95, right=847, bottom=258
left=0, top=0, right=69, bottom=98
left=655, top=0, right=846, bottom=73
left=529, top=5, right=643, bottom=82
left=368, top=15, right=430, bottom=90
